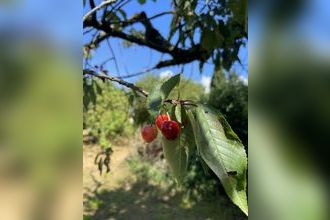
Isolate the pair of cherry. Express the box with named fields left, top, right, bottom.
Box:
left=141, top=114, right=180, bottom=143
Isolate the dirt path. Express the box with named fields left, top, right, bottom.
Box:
left=83, top=142, right=136, bottom=192
left=83, top=139, right=247, bottom=220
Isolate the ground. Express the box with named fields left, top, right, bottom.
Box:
left=83, top=137, right=247, bottom=220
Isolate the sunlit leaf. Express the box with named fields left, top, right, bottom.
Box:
left=162, top=136, right=188, bottom=184
left=181, top=107, right=196, bottom=158
left=160, top=73, right=181, bottom=99
left=146, top=83, right=162, bottom=115
left=194, top=105, right=248, bottom=215
left=175, top=104, right=182, bottom=123
left=147, top=74, right=181, bottom=115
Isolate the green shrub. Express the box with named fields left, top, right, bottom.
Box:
left=83, top=79, right=133, bottom=147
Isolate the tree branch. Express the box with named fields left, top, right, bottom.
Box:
left=84, top=0, right=117, bottom=22
left=84, top=8, right=212, bottom=70
left=83, top=69, right=149, bottom=97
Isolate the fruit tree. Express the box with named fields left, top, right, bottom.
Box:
left=83, top=0, right=248, bottom=216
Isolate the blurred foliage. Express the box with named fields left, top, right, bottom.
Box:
left=136, top=74, right=205, bottom=100
left=83, top=79, right=133, bottom=147
left=127, top=155, right=218, bottom=202
left=208, top=67, right=248, bottom=147
left=127, top=154, right=246, bottom=219
left=0, top=35, right=81, bottom=220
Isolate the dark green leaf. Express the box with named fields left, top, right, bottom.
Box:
left=138, top=0, right=146, bottom=4
left=128, top=93, right=135, bottom=106
left=175, top=104, right=182, bottom=123
left=146, top=83, right=162, bottom=115
left=169, top=104, right=176, bottom=120
left=160, top=73, right=181, bottom=99
left=194, top=105, right=248, bottom=215
left=201, top=28, right=224, bottom=51
left=162, top=136, right=188, bottom=184
left=83, top=78, right=95, bottom=110
left=90, top=81, right=97, bottom=105
left=168, top=14, right=178, bottom=41
left=83, top=93, right=90, bottom=111
left=147, top=74, right=181, bottom=115
left=186, top=109, right=199, bottom=155
left=95, top=81, right=102, bottom=94
left=181, top=107, right=197, bottom=158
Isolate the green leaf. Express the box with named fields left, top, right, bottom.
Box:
left=160, top=73, right=181, bottom=99
left=138, top=0, right=146, bottom=4
left=90, top=81, right=97, bottom=105
left=146, top=83, right=162, bottom=114
left=162, top=136, right=188, bottom=184
left=186, top=109, right=199, bottom=155
left=181, top=107, right=197, bottom=158
left=83, top=78, right=97, bottom=110
left=168, top=14, right=178, bottom=41
left=175, top=104, right=182, bottom=123
left=194, top=105, right=248, bottom=215
left=169, top=104, right=176, bottom=120
left=94, top=80, right=102, bottom=95
left=147, top=74, right=181, bottom=115
left=201, top=28, right=223, bottom=51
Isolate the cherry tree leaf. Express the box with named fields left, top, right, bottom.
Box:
left=194, top=104, right=248, bottom=215
left=162, top=137, right=188, bottom=184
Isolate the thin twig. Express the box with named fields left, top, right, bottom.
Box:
left=117, top=67, right=156, bottom=79
left=106, top=39, right=120, bottom=76
left=84, top=69, right=149, bottom=97
left=83, top=0, right=117, bottom=22
left=115, top=11, right=174, bottom=25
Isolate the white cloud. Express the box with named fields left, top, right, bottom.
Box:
left=239, top=75, right=248, bottom=85
left=159, top=70, right=174, bottom=79
left=201, top=75, right=212, bottom=93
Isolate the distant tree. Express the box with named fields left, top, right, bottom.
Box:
left=83, top=1, right=249, bottom=215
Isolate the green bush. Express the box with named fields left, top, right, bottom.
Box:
left=83, top=79, right=133, bottom=147
left=127, top=154, right=221, bottom=203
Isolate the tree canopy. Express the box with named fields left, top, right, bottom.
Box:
left=83, top=0, right=247, bottom=72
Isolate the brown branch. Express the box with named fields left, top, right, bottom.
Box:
left=84, top=70, right=198, bottom=108
left=84, top=69, right=149, bottom=97
left=84, top=4, right=212, bottom=71
left=84, top=0, right=117, bottom=22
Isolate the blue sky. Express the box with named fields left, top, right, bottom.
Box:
left=3, top=0, right=329, bottom=91
left=83, top=0, right=248, bottom=92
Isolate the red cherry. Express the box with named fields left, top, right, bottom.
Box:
left=161, top=120, right=181, bottom=140
left=141, top=124, right=158, bottom=143
left=155, top=114, right=171, bottom=129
